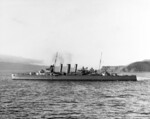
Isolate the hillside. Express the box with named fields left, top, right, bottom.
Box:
left=1, top=54, right=150, bottom=73
left=0, top=54, right=47, bottom=71
left=122, top=61, right=150, bottom=72
left=0, top=62, right=47, bottom=71
left=102, top=60, right=150, bottom=73
left=0, top=54, right=73, bottom=72
left=0, top=54, right=43, bottom=65
left=1, top=60, right=150, bottom=73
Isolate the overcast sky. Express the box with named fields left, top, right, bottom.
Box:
left=0, top=0, right=150, bottom=68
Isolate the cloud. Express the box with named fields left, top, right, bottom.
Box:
left=12, top=18, right=28, bottom=26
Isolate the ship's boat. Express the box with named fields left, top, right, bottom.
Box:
left=11, top=63, right=137, bottom=81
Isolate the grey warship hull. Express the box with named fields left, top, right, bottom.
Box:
left=12, top=74, right=137, bottom=81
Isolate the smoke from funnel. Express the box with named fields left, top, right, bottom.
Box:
left=51, top=52, right=72, bottom=65
left=65, top=53, right=72, bottom=64
left=58, top=55, right=64, bottom=64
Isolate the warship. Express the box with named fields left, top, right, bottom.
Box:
left=12, top=53, right=137, bottom=81
left=12, top=63, right=137, bottom=81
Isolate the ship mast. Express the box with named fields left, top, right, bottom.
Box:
left=99, top=52, right=102, bottom=73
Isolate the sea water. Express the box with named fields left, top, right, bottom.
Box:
left=1, top=71, right=150, bottom=119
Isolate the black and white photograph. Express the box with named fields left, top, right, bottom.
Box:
left=0, top=0, right=150, bottom=118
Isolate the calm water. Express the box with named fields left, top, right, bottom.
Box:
left=1, top=71, right=150, bottom=119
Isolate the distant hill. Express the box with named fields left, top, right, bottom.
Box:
left=0, top=54, right=46, bottom=71
left=102, top=60, right=150, bottom=72
left=0, top=54, right=75, bottom=72
left=0, top=61, right=77, bottom=73
left=122, top=61, right=150, bottom=72
left=1, top=54, right=150, bottom=72
left=0, top=62, right=47, bottom=71
left=0, top=54, right=43, bottom=65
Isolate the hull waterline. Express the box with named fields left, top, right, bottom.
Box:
left=12, top=74, right=137, bottom=81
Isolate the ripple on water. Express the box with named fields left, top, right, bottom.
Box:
left=1, top=73, right=150, bottom=118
